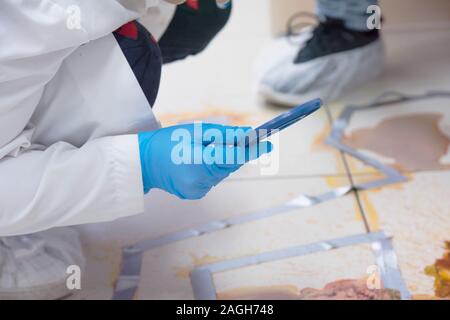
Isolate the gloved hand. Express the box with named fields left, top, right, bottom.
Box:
left=138, top=123, right=273, bottom=199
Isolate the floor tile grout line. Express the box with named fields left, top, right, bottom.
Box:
left=323, top=103, right=371, bottom=233
left=227, top=172, right=361, bottom=182
left=340, top=152, right=371, bottom=233
left=321, top=90, right=450, bottom=234
left=229, top=168, right=448, bottom=183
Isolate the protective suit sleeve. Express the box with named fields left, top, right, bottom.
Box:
left=0, top=0, right=151, bottom=150
left=0, top=1, right=149, bottom=236
left=0, top=135, right=145, bottom=237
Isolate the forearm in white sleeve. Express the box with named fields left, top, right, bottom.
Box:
left=0, top=0, right=150, bottom=236
left=0, top=135, right=144, bottom=236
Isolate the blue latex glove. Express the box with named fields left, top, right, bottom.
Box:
left=138, top=123, right=273, bottom=199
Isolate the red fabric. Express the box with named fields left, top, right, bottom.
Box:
left=186, top=0, right=199, bottom=10
left=116, top=21, right=138, bottom=40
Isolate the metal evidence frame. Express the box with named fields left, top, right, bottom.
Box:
left=326, top=90, right=450, bottom=189
left=190, top=231, right=411, bottom=300
left=114, top=91, right=450, bottom=300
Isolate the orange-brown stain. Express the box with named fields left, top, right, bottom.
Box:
left=217, top=278, right=400, bottom=300
left=312, top=123, right=378, bottom=186
left=343, top=113, right=450, bottom=171
left=324, top=176, right=346, bottom=188
left=425, top=241, right=450, bottom=298
left=354, top=192, right=381, bottom=231
left=311, top=122, right=333, bottom=151
left=158, top=109, right=254, bottom=127
left=312, top=123, right=345, bottom=175
left=175, top=254, right=223, bottom=278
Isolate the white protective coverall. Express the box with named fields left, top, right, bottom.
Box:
left=0, top=0, right=177, bottom=298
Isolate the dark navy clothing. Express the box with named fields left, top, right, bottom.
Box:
left=114, top=21, right=162, bottom=108
left=113, top=1, right=231, bottom=108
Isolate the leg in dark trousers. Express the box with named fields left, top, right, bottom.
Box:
left=158, top=0, right=232, bottom=63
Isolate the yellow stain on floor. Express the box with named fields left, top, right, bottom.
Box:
left=424, top=241, right=450, bottom=298
left=312, top=123, right=351, bottom=188
left=323, top=176, right=347, bottom=188
left=157, top=108, right=257, bottom=127
left=354, top=173, right=408, bottom=193
left=311, top=123, right=337, bottom=155
left=175, top=254, right=223, bottom=278
left=354, top=192, right=381, bottom=231
left=311, top=123, right=350, bottom=188
left=312, top=123, right=379, bottom=181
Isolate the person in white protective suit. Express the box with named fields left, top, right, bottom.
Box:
left=0, top=0, right=272, bottom=299
left=256, top=0, right=384, bottom=106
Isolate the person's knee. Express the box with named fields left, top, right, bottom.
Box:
left=159, top=0, right=232, bottom=63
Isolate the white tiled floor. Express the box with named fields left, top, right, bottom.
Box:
left=214, top=244, right=376, bottom=299
left=74, top=0, right=450, bottom=300
left=74, top=175, right=362, bottom=299
left=354, top=171, right=450, bottom=296
left=136, top=192, right=365, bottom=299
